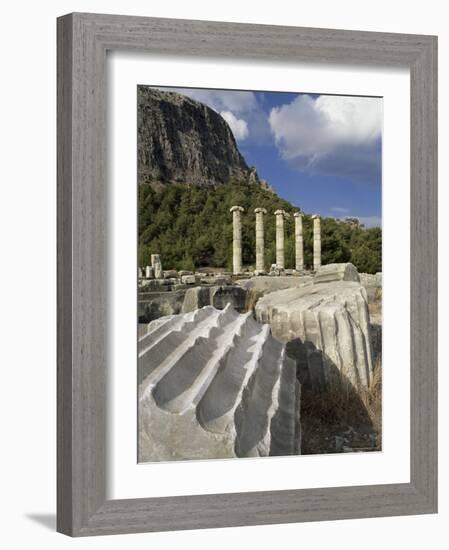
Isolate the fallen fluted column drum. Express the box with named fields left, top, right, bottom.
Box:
left=255, top=280, right=374, bottom=392
left=138, top=304, right=301, bottom=462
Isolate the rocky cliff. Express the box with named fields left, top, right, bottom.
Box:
left=138, top=87, right=258, bottom=187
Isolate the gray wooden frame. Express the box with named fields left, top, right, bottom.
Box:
left=57, top=12, right=438, bottom=537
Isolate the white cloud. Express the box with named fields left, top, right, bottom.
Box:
left=269, top=95, right=382, bottom=182
left=269, top=95, right=381, bottom=158
left=220, top=111, right=249, bottom=140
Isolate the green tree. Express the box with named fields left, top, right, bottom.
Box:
left=138, top=180, right=382, bottom=274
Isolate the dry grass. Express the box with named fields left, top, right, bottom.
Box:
left=368, top=287, right=382, bottom=317
left=300, top=363, right=382, bottom=454
left=358, top=358, right=382, bottom=437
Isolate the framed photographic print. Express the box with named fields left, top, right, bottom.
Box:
left=57, top=12, right=437, bottom=536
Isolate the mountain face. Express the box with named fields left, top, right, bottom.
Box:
left=138, top=87, right=259, bottom=187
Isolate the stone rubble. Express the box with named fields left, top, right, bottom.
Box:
left=314, top=263, right=360, bottom=284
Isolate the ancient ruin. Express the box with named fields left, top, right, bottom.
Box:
left=274, top=209, right=288, bottom=270
left=294, top=212, right=304, bottom=273
left=138, top=304, right=300, bottom=462
left=137, top=255, right=382, bottom=457
left=227, top=207, right=323, bottom=274
left=230, top=205, right=244, bottom=274
left=255, top=281, right=374, bottom=390
left=254, top=207, right=267, bottom=273
left=151, top=254, right=163, bottom=278
left=314, top=262, right=360, bottom=284
left=137, top=87, right=382, bottom=460
left=312, top=215, right=321, bottom=271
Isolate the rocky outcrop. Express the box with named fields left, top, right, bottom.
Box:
left=138, top=87, right=257, bottom=187
left=314, top=263, right=360, bottom=284
left=138, top=305, right=300, bottom=462
left=255, top=282, right=374, bottom=391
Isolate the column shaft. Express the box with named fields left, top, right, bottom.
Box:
left=294, top=213, right=304, bottom=272
left=275, top=211, right=285, bottom=269
left=255, top=208, right=267, bottom=272
left=230, top=206, right=244, bottom=274
left=313, top=216, right=321, bottom=271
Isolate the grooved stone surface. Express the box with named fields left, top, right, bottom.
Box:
left=138, top=304, right=300, bottom=462
left=255, top=282, right=374, bottom=390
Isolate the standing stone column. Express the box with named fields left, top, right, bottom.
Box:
left=151, top=254, right=163, bottom=279
left=312, top=215, right=321, bottom=271
left=293, top=212, right=304, bottom=273
left=230, top=206, right=244, bottom=274
left=274, top=209, right=287, bottom=270
left=254, top=208, right=267, bottom=273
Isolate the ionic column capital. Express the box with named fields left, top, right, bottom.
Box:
left=274, top=209, right=287, bottom=217
left=230, top=205, right=244, bottom=213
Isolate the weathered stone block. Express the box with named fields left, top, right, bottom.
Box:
left=181, top=287, right=212, bottom=313
left=151, top=254, right=163, bottom=278
left=138, top=290, right=186, bottom=322
left=163, top=270, right=178, bottom=279
left=213, top=276, right=232, bottom=285
left=139, top=279, right=167, bottom=292
left=181, top=275, right=196, bottom=285
left=181, top=285, right=248, bottom=313
left=210, top=285, right=246, bottom=311
left=314, top=263, right=360, bottom=284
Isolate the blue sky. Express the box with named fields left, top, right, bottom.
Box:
left=159, top=87, right=382, bottom=227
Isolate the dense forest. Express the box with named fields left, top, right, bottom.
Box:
left=138, top=179, right=382, bottom=274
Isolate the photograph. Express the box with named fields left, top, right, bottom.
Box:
left=0, top=1, right=439, bottom=542
left=137, top=85, right=383, bottom=462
